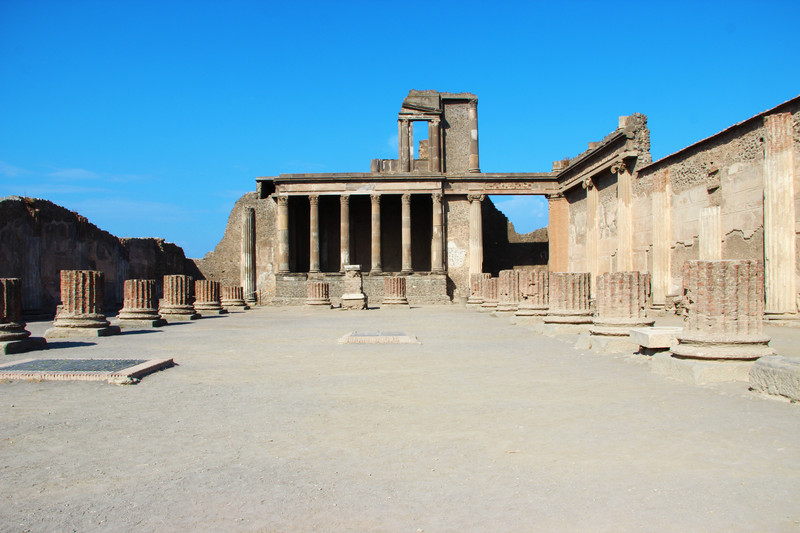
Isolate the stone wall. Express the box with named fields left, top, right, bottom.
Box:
left=0, top=196, right=198, bottom=315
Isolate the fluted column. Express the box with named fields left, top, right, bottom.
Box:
left=699, top=206, right=722, bottom=260
left=431, top=192, right=444, bottom=273
left=429, top=118, right=441, bottom=172
left=382, top=276, right=409, bottom=306
left=0, top=278, right=46, bottom=353
left=46, top=270, right=119, bottom=337
left=370, top=193, right=382, bottom=274
left=306, top=281, right=332, bottom=308
left=495, top=269, right=522, bottom=315
left=309, top=195, right=320, bottom=273
left=612, top=160, right=633, bottom=271
left=468, top=194, right=484, bottom=278
left=763, top=113, right=797, bottom=318
left=241, top=206, right=257, bottom=304
left=118, top=279, right=164, bottom=326
left=194, top=280, right=226, bottom=315
left=276, top=196, right=290, bottom=274
left=544, top=272, right=592, bottom=325
left=479, top=277, right=498, bottom=312
left=651, top=171, right=672, bottom=307
left=468, top=100, right=480, bottom=172
left=221, top=286, right=250, bottom=311
left=591, top=272, right=654, bottom=336
left=585, top=179, right=599, bottom=298
left=159, top=274, right=199, bottom=322
left=401, top=193, right=412, bottom=274
left=516, top=270, right=549, bottom=317
left=340, top=194, right=350, bottom=271
left=467, top=272, right=491, bottom=308
left=399, top=119, right=411, bottom=172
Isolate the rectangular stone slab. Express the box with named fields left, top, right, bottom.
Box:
left=0, top=358, right=174, bottom=385
left=630, top=327, right=682, bottom=349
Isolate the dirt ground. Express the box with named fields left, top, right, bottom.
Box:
left=2, top=305, right=799, bottom=532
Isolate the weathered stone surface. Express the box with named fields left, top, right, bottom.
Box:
left=479, top=277, right=498, bottom=312
left=630, top=327, right=682, bottom=350
left=494, top=269, right=521, bottom=315
left=341, top=265, right=367, bottom=310
left=544, top=272, right=592, bottom=325
left=221, top=285, right=249, bottom=311
left=467, top=273, right=490, bottom=308
left=516, top=270, right=548, bottom=317
left=117, top=279, right=165, bottom=327
left=591, top=271, right=654, bottom=338
left=0, top=278, right=47, bottom=354
left=651, top=352, right=754, bottom=385
left=159, top=275, right=199, bottom=322
left=194, top=280, right=227, bottom=316
left=45, top=270, right=120, bottom=338
left=306, top=281, right=332, bottom=308
left=382, top=277, right=409, bottom=307
left=749, top=356, right=800, bottom=402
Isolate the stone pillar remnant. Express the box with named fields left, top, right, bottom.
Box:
left=654, top=260, right=774, bottom=384
left=547, top=194, right=569, bottom=272
left=699, top=206, right=722, bottom=261
left=399, top=119, right=411, bottom=172
left=382, top=276, right=409, bottom=307
left=612, top=160, right=633, bottom=271
left=479, top=277, right=498, bottom=312
left=516, top=270, right=549, bottom=317
left=429, top=118, right=441, bottom=173
left=194, top=280, right=227, bottom=316
left=468, top=194, right=484, bottom=279
left=306, top=281, right=332, bottom=308
left=241, top=206, right=257, bottom=304
left=651, top=172, right=672, bottom=307
left=468, top=100, right=480, bottom=172
left=277, top=196, right=290, bottom=274
left=309, top=195, right=320, bottom=273
left=495, top=269, right=522, bottom=315
left=431, top=192, right=444, bottom=274
left=0, top=278, right=46, bottom=354
left=543, top=272, right=592, bottom=330
left=370, top=194, right=382, bottom=274
left=221, top=286, right=249, bottom=311
left=585, top=179, right=599, bottom=298
left=340, top=195, right=350, bottom=270
left=589, top=272, right=654, bottom=351
left=341, top=265, right=367, bottom=310
left=401, top=193, right=412, bottom=274
left=467, top=273, right=491, bottom=308
left=159, top=274, right=199, bottom=322
left=46, top=270, right=120, bottom=337
left=117, top=279, right=166, bottom=327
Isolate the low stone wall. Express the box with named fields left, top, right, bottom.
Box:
left=271, top=273, right=449, bottom=306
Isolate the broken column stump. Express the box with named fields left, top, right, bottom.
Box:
left=467, top=273, right=490, bottom=309
left=221, top=286, right=250, bottom=311
left=341, top=265, right=367, bottom=310
left=306, top=281, right=332, bottom=308
left=0, top=278, right=47, bottom=354
left=653, top=260, right=774, bottom=384
left=45, top=270, right=120, bottom=338
left=117, top=279, right=166, bottom=328
left=589, top=271, right=654, bottom=352
left=479, top=277, right=498, bottom=312
left=515, top=270, right=548, bottom=323
left=543, top=272, right=592, bottom=334
left=159, top=275, right=199, bottom=322
left=382, top=276, right=409, bottom=307
left=494, top=269, right=521, bottom=316
left=194, top=280, right=227, bottom=316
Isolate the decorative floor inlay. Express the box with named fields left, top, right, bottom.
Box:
left=0, top=358, right=174, bottom=385
left=338, top=331, right=420, bottom=344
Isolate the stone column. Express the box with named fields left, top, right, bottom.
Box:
left=431, top=192, right=444, bottom=273
left=342, top=265, right=367, bottom=310
left=585, top=179, right=599, bottom=298
left=22, top=236, right=42, bottom=313
left=479, top=277, right=498, bottom=312
left=401, top=193, right=412, bottom=274
left=159, top=274, right=199, bottom=322
left=221, top=286, right=249, bottom=311
left=340, top=195, right=350, bottom=270
left=516, top=270, right=549, bottom=317
left=651, top=171, right=672, bottom=307
left=241, top=206, right=257, bottom=304
left=117, top=279, right=165, bottom=327
left=612, top=160, right=633, bottom=271
left=547, top=194, right=569, bottom=272
left=309, top=195, right=320, bottom=273
left=276, top=196, right=290, bottom=274
left=495, top=269, right=522, bottom=315
left=370, top=194, right=382, bottom=274
left=699, top=206, right=722, bottom=260
left=382, top=276, right=409, bottom=306
left=46, top=270, right=120, bottom=337
left=590, top=271, right=654, bottom=344
left=468, top=100, right=480, bottom=173
left=306, top=281, right=332, bottom=308
left=468, top=194, right=484, bottom=278
left=654, top=260, right=774, bottom=384
left=467, top=272, right=491, bottom=308
left=399, top=119, right=411, bottom=172
left=0, top=278, right=46, bottom=354
left=194, top=280, right=227, bottom=316
left=429, top=118, right=441, bottom=173
left=763, top=113, right=797, bottom=319
left=544, top=272, right=592, bottom=331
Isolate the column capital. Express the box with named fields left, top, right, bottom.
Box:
left=340, top=194, right=350, bottom=206
left=432, top=192, right=443, bottom=203
left=276, top=195, right=289, bottom=206
left=467, top=193, right=485, bottom=203
left=546, top=193, right=565, bottom=201
left=582, top=177, right=594, bottom=190
left=308, top=194, right=319, bottom=206
left=401, top=193, right=411, bottom=204
left=610, top=159, right=629, bottom=175
left=370, top=193, right=381, bottom=205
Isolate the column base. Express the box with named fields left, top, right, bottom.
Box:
left=116, top=318, right=167, bottom=328
left=652, top=352, right=754, bottom=385
left=45, top=326, right=121, bottom=339
left=749, top=356, right=800, bottom=402
left=341, top=294, right=367, bottom=310
left=1, top=337, right=47, bottom=355
left=764, top=312, right=800, bottom=326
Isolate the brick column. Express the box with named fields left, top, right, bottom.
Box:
left=370, top=194, right=382, bottom=274
left=118, top=279, right=165, bottom=327
left=547, top=194, right=568, bottom=272
left=159, top=274, right=199, bottom=322
left=495, top=269, right=522, bottom=315
left=194, top=280, right=226, bottom=316
left=276, top=195, right=290, bottom=274
left=46, top=270, right=119, bottom=337
left=479, top=277, right=498, bottom=312
left=382, top=276, right=409, bottom=306
left=306, top=281, right=332, bottom=308
left=468, top=99, right=480, bottom=172
left=467, top=273, right=491, bottom=308
left=544, top=272, right=592, bottom=326
left=241, top=206, right=257, bottom=304
left=516, top=270, right=549, bottom=317
left=340, top=195, right=350, bottom=271
left=591, top=271, right=653, bottom=336
left=468, top=194, right=484, bottom=278
left=401, top=193, right=412, bottom=274
left=309, top=195, right=320, bottom=273
left=0, top=278, right=46, bottom=354
left=431, top=192, right=444, bottom=273
left=221, top=286, right=249, bottom=311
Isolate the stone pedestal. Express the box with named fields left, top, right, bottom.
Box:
left=653, top=260, right=774, bottom=384
left=117, top=279, right=166, bottom=327
left=382, top=277, right=409, bottom=307
left=543, top=272, right=592, bottom=334
left=306, top=281, right=332, bottom=308
left=221, top=286, right=250, bottom=311
left=159, top=275, right=199, bottom=322
left=589, top=272, right=654, bottom=352
left=479, top=277, right=498, bottom=313
left=45, top=270, right=120, bottom=338
left=341, top=265, right=367, bottom=310
left=494, top=270, right=521, bottom=316
left=0, top=278, right=46, bottom=354
left=467, top=273, right=490, bottom=309
left=516, top=270, right=548, bottom=317
left=194, top=280, right=227, bottom=316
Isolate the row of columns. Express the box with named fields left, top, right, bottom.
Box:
left=276, top=193, right=447, bottom=275
left=398, top=118, right=443, bottom=173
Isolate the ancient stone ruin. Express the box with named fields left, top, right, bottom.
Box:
left=45, top=270, right=120, bottom=338
left=159, top=275, right=199, bottom=322
left=117, top=279, right=165, bottom=328
left=0, top=278, right=46, bottom=354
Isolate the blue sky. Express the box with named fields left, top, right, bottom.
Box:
left=1, top=0, right=798, bottom=257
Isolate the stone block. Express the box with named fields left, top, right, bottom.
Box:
left=651, top=352, right=754, bottom=384
left=630, top=327, right=682, bottom=349
left=0, top=337, right=48, bottom=355
left=749, top=356, right=800, bottom=402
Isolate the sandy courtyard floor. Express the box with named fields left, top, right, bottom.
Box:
left=2, top=306, right=799, bottom=532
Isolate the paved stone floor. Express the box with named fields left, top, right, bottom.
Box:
left=2, top=306, right=799, bottom=532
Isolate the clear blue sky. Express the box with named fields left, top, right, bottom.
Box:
left=2, top=0, right=798, bottom=258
